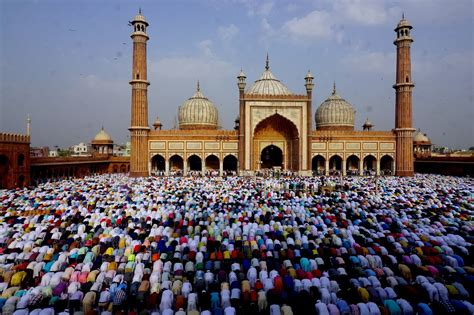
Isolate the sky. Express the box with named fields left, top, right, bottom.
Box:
left=0, top=0, right=473, bottom=149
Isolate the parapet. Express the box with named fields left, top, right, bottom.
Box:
left=0, top=132, right=30, bottom=143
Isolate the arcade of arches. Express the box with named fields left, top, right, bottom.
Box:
left=253, top=114, right=299, bottom=170
left=151, top=154, right=238, bottom=175
left=311, top=154, right=394, bottom=176
left=30, top=162, right=130, bottom=185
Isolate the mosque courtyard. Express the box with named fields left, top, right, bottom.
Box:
left=0, top=174, right=473, bottom=315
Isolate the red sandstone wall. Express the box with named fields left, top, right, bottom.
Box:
left=0, top=138, right=30, bottom=189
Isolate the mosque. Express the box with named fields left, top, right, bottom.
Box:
left=128, top=11, right=416, bottom=177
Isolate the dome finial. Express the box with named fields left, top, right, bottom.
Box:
left=332, top=81, right=336, bottom=95
left=402, top=12, right=404, bottom=19
left=265, top=53, right=269, bottom=70
left=197, top=80, right=200, bottom=92
left=139, top=7, right=142, bottom=14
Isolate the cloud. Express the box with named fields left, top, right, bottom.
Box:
left=261, top=17, right=276, bottom=38
left=399, top=0, right=472, bottom=24
left=413, top=51, right=473, bottom=78
left=342, top=51, right=395, bottom=75
left=151, top=56, right=234, bottom=80
left=197, top=39, right=214, bottom=58
left=280, top=0, right=398, bottom=42
left=218, top=24, right=239, bottom=41
left=333, top=0, right=395, bottom=25
left=240, top=0, right=274, bottom=17
left=282, top=10, right=334, bottom=39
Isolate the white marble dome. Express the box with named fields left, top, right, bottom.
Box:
left=92, top=127, right=113, bottom=144
left=413, top=130, right=431, bottom=143
left=178, top=82, right=219, bottom=130
left=132, top=9, right=148, bottom=25
left=315, top=84, right=355, bottom=130
left=246, top=57, right=293, bottom=96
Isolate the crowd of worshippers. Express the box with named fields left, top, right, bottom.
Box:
left=0, top=174, right=473, bottom=315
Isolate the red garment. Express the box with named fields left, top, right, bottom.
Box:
left=134, top=244, right=141, bottom=253
left=14, top=262, right=29, bottom=271
left=187, top=251, right=196, bottom=261
left=210, top=252, right=216, bottom=261
left=287, top=249, right=294, bottom=260
left=274, top=276, right=283, bottom=292
left=242, top=291, right=251, bottom=305
left=312, top=269, right=322, bottom=278
left=250, top=290, right=257, bottom=302
left=296, top=269, right=306, bottom=280
left=175, top=295, right=185, bottom=310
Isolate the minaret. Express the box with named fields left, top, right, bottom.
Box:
left=237, top=68, right=246, bottom=173
left=304, top=70, right=314, bottom=171
left=26, top=114, right=31, bottom=137
left=129, top=9, right=150, bottom=177
left=393, top=16, right=415, bottom=176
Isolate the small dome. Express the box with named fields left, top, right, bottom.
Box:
left=397, top=18, right=411, bottom=29
left=132, top=9, right=148, bottom=25
left=413, top=129, right=431, bottom=143
left=246, top=55, right=293, bottom=96
left=153, top=117, right=161, bottom=125
left=315, top=83, right=355, bottom=130
left=178, top=82, right=219, bottom=130
left=92, top=127, right=113, bottom=144
left=362, top=118, right=374, bottom=130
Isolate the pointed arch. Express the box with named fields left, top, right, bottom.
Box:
left=363, top=155, right=377, bottom=175
left=253, top=113, right=299, bottom=170
left=311, top=155, right=326, bottom=175
left=380, top=155, right=394, bottom=175
left=346, top=155, right=360, bottom=175
left=328, top=155, right=342, bottom=175
left=205, top=154, right=219, bottom=171
left=151, top=154, right=165, bottom=174
left=0, top=155, right=9, bottom=189
left=260, top=145, right=283, bottom=169
left=188, top=154, right=202, bottom=172
left=17, top=154, right=25, bottom=167
left=223, top=154, right=238, bottom=173
left=169, top=154, right=184, bottom=173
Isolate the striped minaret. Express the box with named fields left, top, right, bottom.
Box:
left=129, top=9, right=150, bottom=177
left=394, top=16, right=415, bottom=176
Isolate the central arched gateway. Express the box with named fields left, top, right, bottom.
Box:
left=260, top=145, right=283, bottom=169
left=252, top=114, right=299, bottom=170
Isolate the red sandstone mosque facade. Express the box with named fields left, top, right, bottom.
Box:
left=0, top=12, right=419, bottom=189
left=129, top=12, right=415, bottom=177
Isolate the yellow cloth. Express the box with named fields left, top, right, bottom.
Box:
left=10, top=271, right=27, bottom=286
left=358, top=287, right=370, bottom=302
left=119, top=238, right=126, bottom=249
